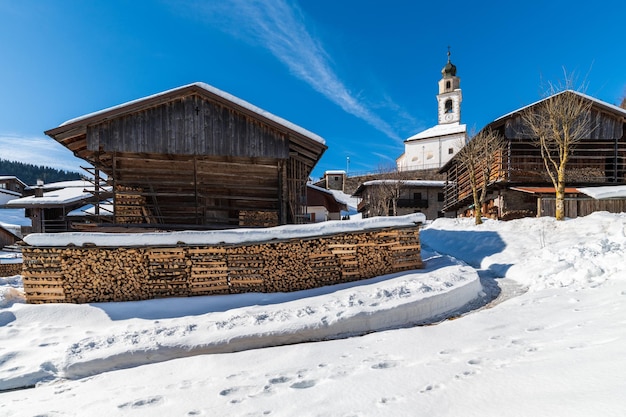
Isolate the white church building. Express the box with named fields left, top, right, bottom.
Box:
left=397, top=52, right=467, bottom=171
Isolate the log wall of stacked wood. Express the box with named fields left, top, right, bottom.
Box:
left=0, top=263, right=23, bottom=277
left=21, top=225, right=423, bottom=304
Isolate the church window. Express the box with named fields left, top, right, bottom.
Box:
left=444, top=99, right=453, bottom=113
left=445, top=80, right=451, bottom=90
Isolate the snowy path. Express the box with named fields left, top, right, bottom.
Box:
left=0, top=249, right=485, bottom=391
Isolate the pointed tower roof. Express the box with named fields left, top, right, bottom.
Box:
left=441, top=47, right=457, bottom=78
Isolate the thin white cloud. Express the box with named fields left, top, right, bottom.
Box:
left=190, top=0, right=402, bottom=142
left=0, top=134, right=85, bottom=173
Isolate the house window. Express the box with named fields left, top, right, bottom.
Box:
left=445, top=99, right=453, bottom=113
left=437, top=192, right=444, bottom=202
left=334, top=176, right=339, bottom=181
left=413, top=192, right=422, bottom=200
left=448, top=148, right=454, bottom=154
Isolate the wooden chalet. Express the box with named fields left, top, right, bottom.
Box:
left=0, top=224, right=21, bottom=249
left=45, top=83, right=327, bottom=229
left=441, top=90, right=626, bottom=219
left=306, top=184, right=348, bottom=222
left=0, top=176, right=26, bottom=206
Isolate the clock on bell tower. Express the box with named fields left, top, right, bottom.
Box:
left=437, top=48, right=462, bottom=125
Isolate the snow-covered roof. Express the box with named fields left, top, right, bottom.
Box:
left=363, top=180, right=446, bottom=187
left=577, top=185, right=626, bottom=200
left=405, top=122, right=466, bottom=142
left=23, top=213, right=426, bottom=247
left=307, top=183, right=336, bottom=196
left=6, top=186, right=112, bottom=208
left=494, top=90, right=626, bottom=122
left=59, top=82, right=325, bottom=145
left=324, top=170, right=346, bottom=175
left=0, top=189, right=21, bottom=198
left=67, top=201, right=114, bottom=217
left=25, top=180, right=101, bottom=191
left=0, top=176, right=27, bottom=186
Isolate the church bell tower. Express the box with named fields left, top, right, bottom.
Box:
left=437, top=49, right=462, bottom=124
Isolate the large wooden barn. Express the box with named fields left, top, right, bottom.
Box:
left=45, top=83, right=327, bottom=229
left=441, top=90, right=626, bottom=219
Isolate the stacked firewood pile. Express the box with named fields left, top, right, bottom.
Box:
left=21, top=225, right=423, bottom=304
left=0, top=263, right=22, bottom=277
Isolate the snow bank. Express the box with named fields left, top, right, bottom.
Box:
left=422, top=211, right=626, bottom=290
left=0, top=249, right=480, bottom=389
left=23, top=213, right=426, bottom=247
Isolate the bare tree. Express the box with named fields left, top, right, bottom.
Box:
left=455, top=128, right=505, bottom=224
left=519, top=76, right=594, bottom=220
left=364, top=166, right=408, bottom=217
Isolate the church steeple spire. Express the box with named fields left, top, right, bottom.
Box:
left=442, top=47, right=457, bottom=78
left=437, top=48, right=462, bottom=124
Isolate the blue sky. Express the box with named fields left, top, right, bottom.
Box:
left=0, top=0, right=624, bottom=180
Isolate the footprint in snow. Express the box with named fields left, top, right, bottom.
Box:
left=117, top=395, right=164, bottom=409
left=290, top=380, right=316, bottom=389
left=370, top=360, right=397, bottom=370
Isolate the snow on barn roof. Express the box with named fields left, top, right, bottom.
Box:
left=24, top=179, right=102, bottom=191
left=67, top=201, right=114, bottom=217
left=59, top=82, right=325, bottom=145
left=6, top=186, right=112, bottom=208
left=494, top=89, right=626, bottom=122
left=577, top=185, right=626, bottom=199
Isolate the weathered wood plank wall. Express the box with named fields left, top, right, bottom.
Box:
left=539, top=198, right=626, bottom=218
left=87, top=95, right=290, bottom=159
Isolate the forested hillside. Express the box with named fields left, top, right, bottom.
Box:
left=0, top=159, right=82, bottom=186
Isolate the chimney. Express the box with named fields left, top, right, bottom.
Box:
left=35, top=179, right=44, bottom=198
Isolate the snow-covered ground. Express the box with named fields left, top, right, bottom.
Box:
left=1, top=211, right=626, bottom=416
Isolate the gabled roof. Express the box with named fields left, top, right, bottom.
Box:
left=6, top=186, right=112, bottom=208
left=0, top=189, right=21, bottom=198
left=494, top=90, right=626, bottom=123
left=46, top=82, right=325, bottom=145
left=0, top=176, right=27, bottom=187
left=405, top=122, right=466, bottom=142
left=353, top=180, right=445, bottom=196
left=0, top=224, right=21, bottom=242
left=306, top=184, right=348, bottom=212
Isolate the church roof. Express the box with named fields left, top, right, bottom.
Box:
left=405, top=122, right=466, bottom=142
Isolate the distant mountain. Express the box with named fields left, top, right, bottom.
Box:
left=0, top=159, right=82, bottom=186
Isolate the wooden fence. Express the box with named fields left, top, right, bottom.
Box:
left=21, top=225, right=422, bottom=304
left=539, top=198, right=626, bottom=218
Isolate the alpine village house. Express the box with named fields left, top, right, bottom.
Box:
left=440, top=91, right=626, bottom=219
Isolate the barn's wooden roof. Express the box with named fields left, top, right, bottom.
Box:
left=45, top=82, right=326, bottom=166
